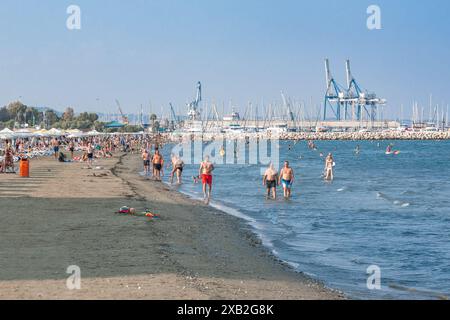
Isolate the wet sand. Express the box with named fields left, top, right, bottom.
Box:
left=0, top=153, right=343, bottom=300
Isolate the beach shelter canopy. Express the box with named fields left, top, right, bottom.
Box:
left=14, top=128, right=33, bottom=138
left=66, top=129, right=84, bottom=138
left=105, top=121, right=125, bottom=129
left=0, top=128, right=15, bottom=139
left=87, top=130, right=102, bottom=136
left=33, top=129, right=49, bottom=137
left=47, top=128, right=64, bottom=136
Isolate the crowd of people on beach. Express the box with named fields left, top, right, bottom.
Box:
left=3, top=132, right=409, bottom=205
left=1, top=132, right=341, bottom=204
left=0, top=134, right=153, bottom=172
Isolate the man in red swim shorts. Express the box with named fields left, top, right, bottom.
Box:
left=199, top=155, right=214, bottom=204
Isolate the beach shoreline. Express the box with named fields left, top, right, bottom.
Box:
left=0, top=152, right=344, bottom=300
left=166, top=131, right=450, bottom=142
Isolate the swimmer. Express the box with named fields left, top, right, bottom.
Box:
left=278, top=161, right=294, bottom=199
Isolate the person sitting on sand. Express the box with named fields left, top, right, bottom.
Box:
left=278, top=161, right=294, bottom=199
left=199, top=156, right=214, bottom=204
left=263, top=163, right=278, bottom=200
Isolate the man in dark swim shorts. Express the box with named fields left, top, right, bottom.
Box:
left=152, top=149, right=164, bottom=181
left=263, top=163, right=278, bottom=199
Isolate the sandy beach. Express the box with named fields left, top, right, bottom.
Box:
left=0, top=153, right=343, bottom=300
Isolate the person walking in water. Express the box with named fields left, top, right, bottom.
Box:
left=324, top=153, right=334, bottom=181
left=263, top=163, right=278, bottom=200
left=170, top=155, right=184, bottom=184
left=199, top=156, right=214, bottom=204
left=278, top=161, right=294, bottom=199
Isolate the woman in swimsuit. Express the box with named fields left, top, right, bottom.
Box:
left=325, top=153, right=334, bottom=181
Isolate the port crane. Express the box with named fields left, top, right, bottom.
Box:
left=323, top=59, right=386, bottom=121
left=281, top=91, right=296, bottom=123
left=115, top=99, right=129, bottom=125
left=169, top=103, right=180, bottom=127
left=187, top=81, right=202, bottom=121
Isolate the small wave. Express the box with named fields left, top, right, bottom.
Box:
left=286, top=261, right=300, bottom=269
left=401, top=203, right=410, bottom=208
left=377, top=192, right=410, bottom=208
left=388, top=283, right=449, bottom=300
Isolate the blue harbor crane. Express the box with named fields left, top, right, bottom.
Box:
left=323, top=59, right=386, bottom=121
left=169, top=103, right=180, bottom=126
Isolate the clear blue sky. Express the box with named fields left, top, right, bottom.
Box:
left=0, top=0, right=449, bottom=119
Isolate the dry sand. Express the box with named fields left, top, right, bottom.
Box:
left=0, top=153, right=344, bottom=300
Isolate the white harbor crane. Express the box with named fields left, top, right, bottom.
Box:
left=187, top=81, right=202, bottom=121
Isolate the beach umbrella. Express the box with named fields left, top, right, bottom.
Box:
left=33, top=129, right=49, bottom=137
left=66, top=129, right=84, bottom=138
left=47, top=128, right=64, bottom=136
left=87, top=130, right=101, bottom=136
left=0, top=128, right=15, bottom=139
left=14, top=128, right=33, bottom=138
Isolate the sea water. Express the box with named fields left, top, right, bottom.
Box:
left=161, top=140, right=450, bottom=299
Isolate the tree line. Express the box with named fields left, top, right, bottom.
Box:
left=0, top=101, right=102, bottom=130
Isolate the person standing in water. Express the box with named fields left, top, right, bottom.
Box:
left=170, top=155, right=185, bottom=184
left=324, top=153, right=334, bottom=181
left=263, top=163, right=278, bottom=199
left=199, top=156, right=214, bottom=204
left=278, top=161, right=294, bottom=199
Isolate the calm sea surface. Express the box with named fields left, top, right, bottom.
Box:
left=160, top=140, right=450, bottom=299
